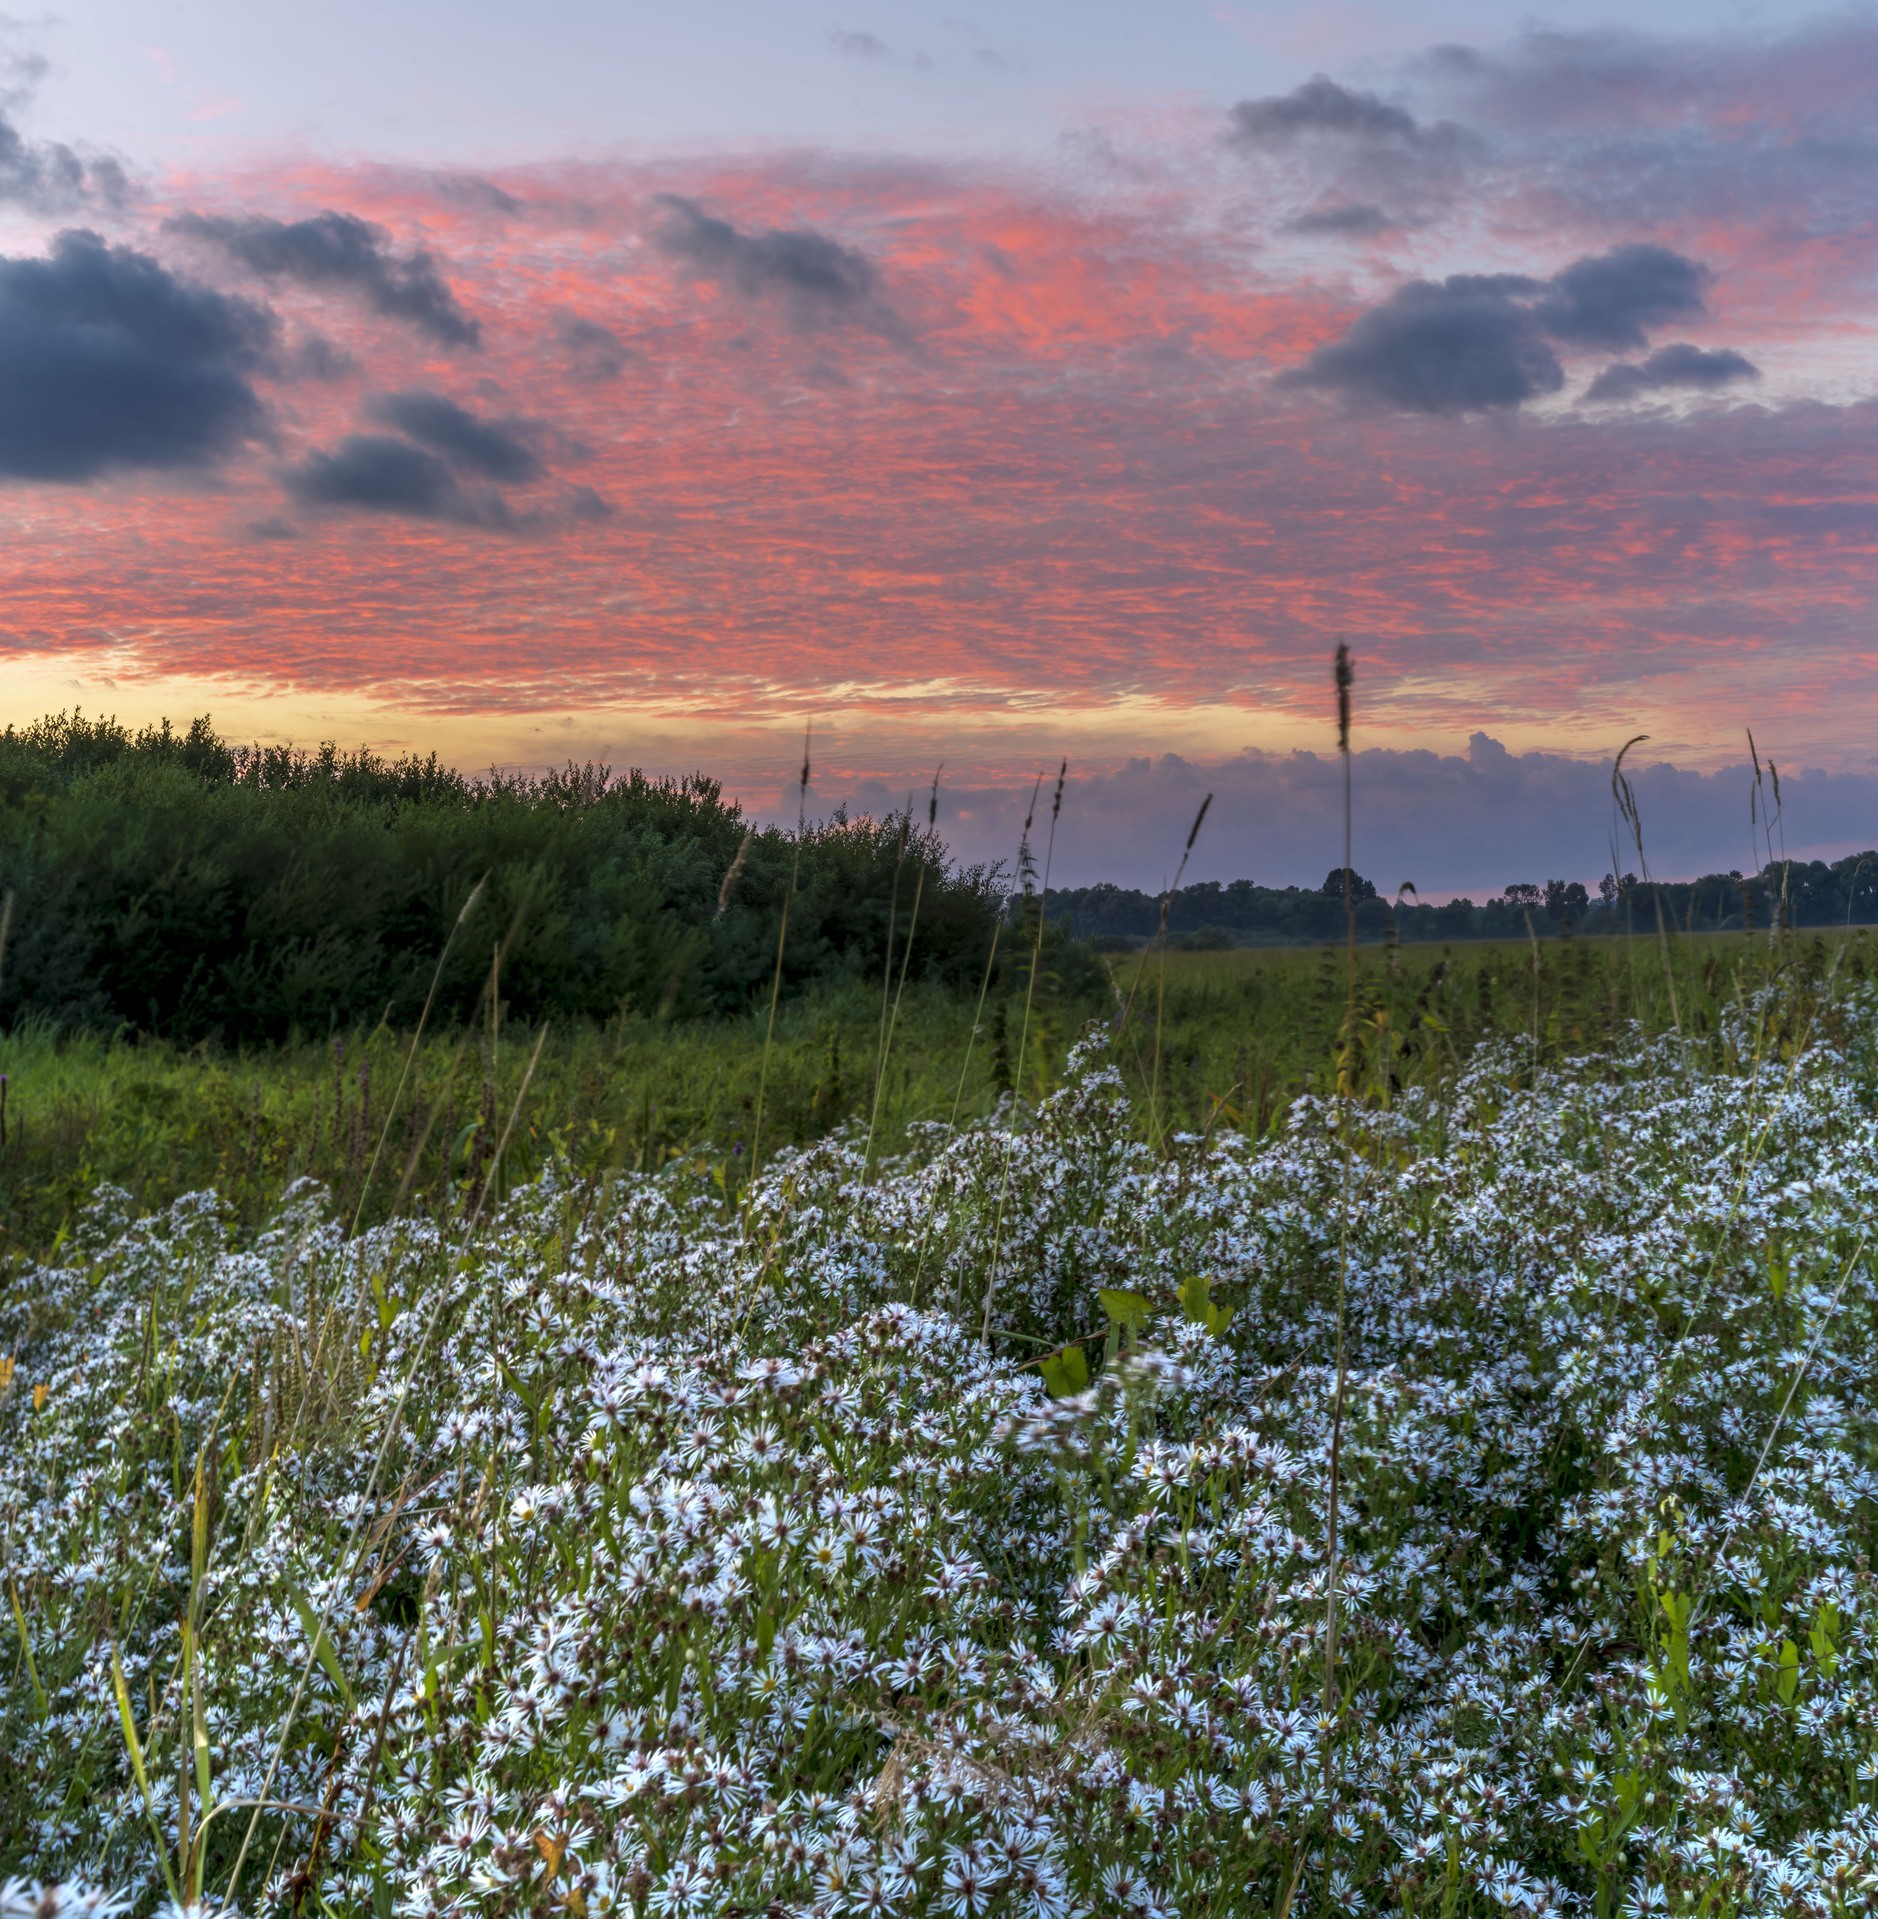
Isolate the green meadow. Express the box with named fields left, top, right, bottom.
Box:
left=3, top=922, right=1863, bottom=1263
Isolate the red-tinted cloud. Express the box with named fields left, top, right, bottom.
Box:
left=4, top=19, right=1878, bottom=820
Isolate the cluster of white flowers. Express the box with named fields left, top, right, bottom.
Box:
left=5, top=997, right=1878, bottom=1916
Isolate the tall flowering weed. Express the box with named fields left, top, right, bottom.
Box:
left=3, top=1004, right=1878, bottom=1917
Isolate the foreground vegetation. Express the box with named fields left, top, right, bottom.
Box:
left=4, top=937, right=1877, bottom=1914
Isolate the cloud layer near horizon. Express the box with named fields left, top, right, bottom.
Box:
left=4, top=11, right=1878, bottom=888
left=822, top=736, right=1878, bottom=896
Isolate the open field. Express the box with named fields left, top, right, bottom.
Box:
left=0, top=971, right=1100, bottom=1265
left=1, top=928, right=1868, bottom=1266
left=4, top=957, right=1878, bottom=1914
left=1111, top=926, right=1878, bottom=1131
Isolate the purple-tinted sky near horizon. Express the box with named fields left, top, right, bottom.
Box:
left=3, top=4, right=1878, bottom=889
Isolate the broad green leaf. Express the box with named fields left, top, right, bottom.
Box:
left=1811, top=1601, right=1841, bottom=1678
left=1177, top=1273, right=1236, bottom=1338
left=1040, top=1345, right=1090, bottom=1397
left=1098, top=1289, right=1152, bottom=1335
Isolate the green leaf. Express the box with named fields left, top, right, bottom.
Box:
left=1098, top=1289, right=1152, bottom=1336
left=1810, top=1601, right=1841, bottom=1679
left=1177, top=1273, right=1235, bottom=1338
left=1040, top=1345, right=1091, bottom=1398
left=1776, top=1637, right=1800, bottom=1706
left=286, top=1580, right=356, bottom=1711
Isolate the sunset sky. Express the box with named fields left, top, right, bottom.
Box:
left=4, top=0, right=1878, bottom=889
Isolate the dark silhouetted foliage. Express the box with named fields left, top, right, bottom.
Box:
left=1050, top=857, right=1878, bottom=946
left=0, top=713, right=1001, bottom=1041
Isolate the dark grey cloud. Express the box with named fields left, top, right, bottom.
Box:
left=283, top=332, right=353, bottom=381
left=1285, top=201, right=1398, bottom=238
left=0, top=228, right=274, bottom=481
left=828, top=26, right=891, bottom=59
left=650, top=194, right=904, bottom=336
left=567, top=482, right=613, bottom=521
left=429, top=173, right=523, bottom=216
left=555, top=311, right=630, bottom=380
left=1229, top=75, right=1451, bottom=149
left=0, top=106, right=127, bottom=211
left=1231, top=76, right=1414, bottom=145
left=363, top=389, right=541, bottom=483
left=167, top=209, right=480, bottom=347
left=1281, top=273, right=1561, bottom=415
left=1287, top=242, right=1714, bottom=415
left=1422, top=29, right=1706, bottom=133
left=1585, top=343, right=1759, bottom=404
left=1533, top=242, right=1707, bottom=351
left=282, top=434, right=513, bottom=528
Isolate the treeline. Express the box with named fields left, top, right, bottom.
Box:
left=1050, top=858, right=1878, bottom=946
left=0, top=714, right=1002, bottom=1043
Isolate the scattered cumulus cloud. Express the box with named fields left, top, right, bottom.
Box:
left=828, top=27, right=891, bottom=60
left=167, top=209, right=481, bottom=347
left=1281, top=273, right=1561, bottom=414
left=1285, top=202, right=1398, bottom=238
left=363, top=390, right=542, bottom=483
left=1532, top=243, right=1708, bottom=351
left=554, top=312, right=631, bottom=380
left=282, top=434, right=514, bottom=528
left=0, top=228, right=273, bottom=481
left=1585, top=343, right=1758, bottom=404
left=1286, top=243, right=1712, bottom=415
left=1229, top=75, right=1431, bottom=147
left=284, top=391, right=547, bottom=527
left=650, top=194, right=905, bottom=337
left=0, top=106, right=128, bottom=211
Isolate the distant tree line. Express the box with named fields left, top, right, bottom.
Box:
left=1048, top=857, right=1878, bottom=947
left=0, top=714, right=1003, bottom=1043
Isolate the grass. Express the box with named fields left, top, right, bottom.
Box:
left=0, top=971, right=1101, bottom=1266
left=1109, top=926, right=1878, bottom=1139
left=3, top=926, right=1867, bottom=1268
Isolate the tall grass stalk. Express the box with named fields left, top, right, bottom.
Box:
left=748, top=730, right=812, bottom=1202
left=347, top=874, right=488, bottom=1238
left=1323, top=642, right=1355, bottom=1827
left=1149, top=795, right=1212, bottom=1147
left=869, top=803, right=914, bottom=1146
left=980, top=761, right=1065, bottom=1348
left=864, top=769, right=941, bottom=1180
left=223, top=1024, right=549, bottom=1902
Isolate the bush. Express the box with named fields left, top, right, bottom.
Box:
left=0, top=713, right=1003, bottom=1041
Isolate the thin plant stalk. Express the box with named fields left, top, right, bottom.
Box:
left=867, top=800, right=914, bottom=1165
left=934, top=780, right=1039, bottom=1317
left=1114, top=794, right=1211, bottom=1046
left=979, top=761, right=1066, bottom=1348
left=1612, top=736, right=1682, bottom=1040
left=223, top=1024, right=550, bottom=1904
left=865, top=768, right=941, bottom=1179
left=747, top=729, right=812, bottom=1204
left=348, top=873, right=488, bottom=1238
left=1148, top=795, right=1212, bottom=1147
left=1322, top=642, right=1355, bottom=1823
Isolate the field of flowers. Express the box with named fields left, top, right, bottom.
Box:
left=4, top=984, right=1878, bottom=1918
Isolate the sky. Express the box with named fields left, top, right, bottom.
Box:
left=3, top=0, right=1878, bottom=892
